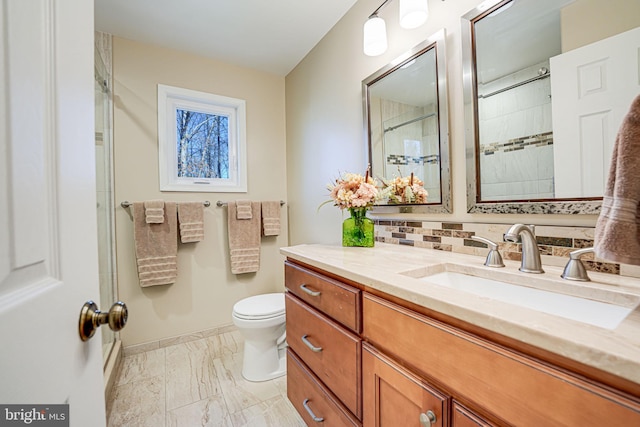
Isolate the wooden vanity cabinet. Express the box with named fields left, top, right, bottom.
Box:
left=284, top=259, right=640, bottom=426
left=363, top=292, right=640, bottom=426
left=451, top=402, right=494, bottom=427
left=285, top=261, right=363, bottom=424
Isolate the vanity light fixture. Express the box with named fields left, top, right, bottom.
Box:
left=363, top=13, right=388, bottom=56
left=399, top=0, right=429, bottom=29
left=363, top=0, right=431, bottom=56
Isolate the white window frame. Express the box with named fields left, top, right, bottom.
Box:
left=158, top=84, right=247, bottom=192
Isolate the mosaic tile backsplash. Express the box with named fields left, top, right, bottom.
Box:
left=374, top=220, right=640, bottom=279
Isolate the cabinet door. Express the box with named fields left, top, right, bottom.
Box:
left=452, top=401, right=495, bottom=427
left=363, top=343, right=448, bottom=427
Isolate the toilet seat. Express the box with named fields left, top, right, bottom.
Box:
left=232, top=293, right=285, bottom=321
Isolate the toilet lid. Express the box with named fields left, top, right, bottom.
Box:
left=233, top=293, right=285, bottom=320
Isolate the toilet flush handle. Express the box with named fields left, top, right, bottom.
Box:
left=300, top=284, right=321, bottom=297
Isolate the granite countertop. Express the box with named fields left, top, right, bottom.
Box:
left=280, top=243, right=640, bottom=385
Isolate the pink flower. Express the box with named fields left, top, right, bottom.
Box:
left=326, top=172, right=380, bottom=210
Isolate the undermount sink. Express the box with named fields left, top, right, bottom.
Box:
left=401, top=264, right=640, bottom=330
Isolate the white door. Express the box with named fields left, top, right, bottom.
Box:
left=551, top=26, right=640, bottom=198
left=0, top=0, right=106, bottom=426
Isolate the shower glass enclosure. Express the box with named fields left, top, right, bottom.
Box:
left=95, top=34, right=117, bottom=364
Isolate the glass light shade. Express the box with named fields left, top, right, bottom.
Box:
left=363, top=16, right=387, bottom=56
left=399, top=0, right=429, bottom=29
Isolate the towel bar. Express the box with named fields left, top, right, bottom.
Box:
left=120, top=200, right=210, bottom=208
left=216, top=200, right=285, bottom=207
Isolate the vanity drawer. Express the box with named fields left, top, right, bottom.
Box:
left=286, top=293, right=362, bottom=419
left=363, top=293, right=640, bottom=426
left=287, top=349, right=361, bottom=427
left=285, top=260, right=361, bottom=333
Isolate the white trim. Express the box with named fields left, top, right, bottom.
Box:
left=158, top=84, right=247, bottom=192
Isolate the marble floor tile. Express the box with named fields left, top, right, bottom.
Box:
left=230, top=395, right=306, bottom=427
left=206, top=330, right=244, bottom=358
left=165, top=339, right=221, bottom=411
left=116, top=348, right=165, bottom=386
left=108, top=376, right=165, bottom=427
left=166, top=394, right=233, bottom=427
left=109, top=331, right=302, bottom=426
left=213, top=353, right=281, bottom=415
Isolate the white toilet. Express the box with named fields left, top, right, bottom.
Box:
left=231, top=293, right=287, bottom=382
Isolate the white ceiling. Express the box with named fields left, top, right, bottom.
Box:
left=94, top=0, right=357, bottom=76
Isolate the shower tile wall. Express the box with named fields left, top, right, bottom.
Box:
left=95, top=32, right=117, bottom=357
left=478, top=61, right=554, bottom=201
left=381, top=99, right=441, bottom=202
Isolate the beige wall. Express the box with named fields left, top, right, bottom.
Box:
left=113, top=37, right=288, bottom=347
left=285, top=0, right=602, bottom=247
left=562, top=0, right=640, bottom=52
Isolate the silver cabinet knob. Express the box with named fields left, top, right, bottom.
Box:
left=419, top=410, right=437, bottom=426
left=79, top=300, right=128, bottom=341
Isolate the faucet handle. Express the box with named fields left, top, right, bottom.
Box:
left=471, top=236, right=505, bottom=268
left=561, top=247, right=594, bottom=281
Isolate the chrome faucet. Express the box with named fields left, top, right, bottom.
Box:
left=503, top=224, right=544, bottom=273
left=471, top=236, right=505, bottom=268
left=561, top=247, right=594, bottom=281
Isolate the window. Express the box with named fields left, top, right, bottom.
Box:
left=158, top=84, right=247, bottom=192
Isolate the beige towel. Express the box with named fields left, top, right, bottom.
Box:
left=228, top=201, right=261, bottom=274
left=144, top=200, right=165, bottom=224
left=595, top=95, right=640, bottom=265
left=261, top=201, right=281, bottom=236
left=133, top=201, right=178, bottom=286
left=178, top=202, right=205, bottom=243
left=236, top=199, right=253, bottom=219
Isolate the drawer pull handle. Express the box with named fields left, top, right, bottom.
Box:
left=301, top=335, right=323, bottom=352
left=303, top=398, right=324, bottom=422
left=419, top=411, right=437, bottom=427
left=300, top=284, right=321, bottom=297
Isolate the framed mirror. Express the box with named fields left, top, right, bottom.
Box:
left=462, top=0, right=640, bottom=214
left=363, top=29, right=451, bottom=214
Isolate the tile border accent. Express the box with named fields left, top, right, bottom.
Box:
left=374, top=220, right=634, bottom=278
left=480, top=132, right=553, bottom=156
left=387, top=154, right=440, bottom=165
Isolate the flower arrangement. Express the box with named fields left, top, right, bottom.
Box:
left=325, top=170, right=381, bottom=210
left=321, top=168, right=380, bottom=247
left=381, top=172, right=428, bottom=204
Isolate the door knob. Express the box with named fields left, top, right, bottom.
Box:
left=79, top=300, right=128, bottom=341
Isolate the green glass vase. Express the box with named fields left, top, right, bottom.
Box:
left=342, top=208, right=374, bottom=247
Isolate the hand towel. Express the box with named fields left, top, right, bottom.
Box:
left=228, top=201, right=261, bottom=274
left=178, top=202, right=205, bottom=243
left=235, top=199, right=253, bottom=220
left=144, top=200, right=165, bottom=224
left=594, top=94, right=640, bottom=265
left=132, top=201, right=178, bottom=286
left=261, top=201, right=281, bottom=236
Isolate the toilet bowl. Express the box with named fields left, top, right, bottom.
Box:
left=231, top=293, right=287, bottom=382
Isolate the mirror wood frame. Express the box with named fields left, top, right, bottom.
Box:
left=462, top=0, right=601, bottom=215
left=363, top=29, right=452, bottom=214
